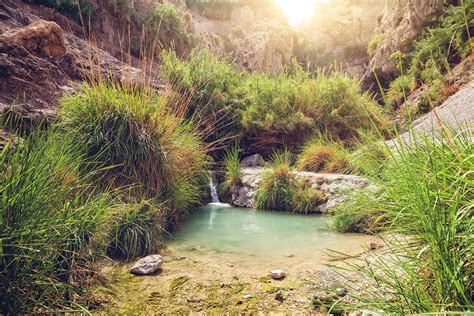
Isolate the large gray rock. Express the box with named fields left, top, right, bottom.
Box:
left=231, top=167, right=369, bottom=213
left=240, top=154, right=264, bottom=167
left=130, top=255, right=163, bottom=275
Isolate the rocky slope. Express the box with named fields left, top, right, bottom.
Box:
left=0, top=0, right=162, bottom=128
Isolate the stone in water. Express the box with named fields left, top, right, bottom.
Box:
left=271, top=269, right=286, bottom=280
left=130, top=254, right=163, bottom=275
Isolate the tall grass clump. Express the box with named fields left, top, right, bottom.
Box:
left=256, top=151, right=326, bottom=213
left=241, top=68, right=388, bottom=152
left=296, top=138, right=351, bottom=173
left=160, top=49, right=243, bottom=151
left=221, top=145, right=242, bottom=193
left=58, top=82, right=209, bottom=259
left=332, top=125, right=473, bottom=313
left=0, top=132, right=112, bottom=314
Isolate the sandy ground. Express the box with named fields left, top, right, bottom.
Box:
left=94, top=234, right=380, bottom=314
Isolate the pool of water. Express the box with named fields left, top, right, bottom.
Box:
left=168, top=204, right=373, bottom=264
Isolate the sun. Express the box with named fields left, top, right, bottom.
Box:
left=274, top=0, right=326, bottom=27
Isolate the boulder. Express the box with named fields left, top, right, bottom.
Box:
left=130, top=254, right=163, bottom=275
left=0, top=20, right=67, bottom=58
left=240, top=154, right=264, bottom=167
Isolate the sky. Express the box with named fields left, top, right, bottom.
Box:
left=274, top=0, right=328, bottom=27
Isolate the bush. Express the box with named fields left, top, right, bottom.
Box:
left=160, top=50, right=244, bottom=154
left=256, top=151, right=327, bottom=213
left=105, top=201, right=163, bottom=261
left=291, top=183, right=326, bottom=214
left=241, top=69, right=387, bottom=151
left=332, top=125, right=473, bottom=312
left=367, top=34, right=385, bottom=55
left=58, top=82, right=209, bottom=205
left=386, top=74, right=412, bottom=109
left=221, top=145, right=242, bottom=192
left=0, top=132, right=112, bottom=313
left=255, top=151, right=296, bottom=212
left=296, top=139, right=351, bottom=173
left=150, top=2, right=193, bottom=52
left=30, top=0, right=93, bottom=26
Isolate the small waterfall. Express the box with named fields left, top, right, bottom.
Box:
left=209, top=174, right=221, bottom=203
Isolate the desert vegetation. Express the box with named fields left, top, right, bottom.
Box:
left=1, top=0, right=472, bottom=313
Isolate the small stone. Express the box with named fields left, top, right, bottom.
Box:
left=284, top=254, right=295, bottom=258
left=270, top=269, right=286, bottom=280
left=243, top=294, right=253, bottom=299
left=236, top=300, right=243, bottom=305
left=275, top=290, right=284, bottom=302
left=369, top=242, right=380, bottom=250
left=130, top=254, right=163, bottom=275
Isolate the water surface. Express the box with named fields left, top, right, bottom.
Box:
left=169, top=204, right=372, bottom=265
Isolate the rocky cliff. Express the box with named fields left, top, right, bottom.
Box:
left=368, top=0, right=450, bottom=81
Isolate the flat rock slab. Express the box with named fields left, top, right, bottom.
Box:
left=130, top=255, right=163, bottom=275
left=231, top=167, right=369, bottom=213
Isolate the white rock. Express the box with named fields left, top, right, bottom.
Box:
left=130, top=254, right=163, bottom=275
left=270, top=269, right=286, bottom=280
left=242, top=294, right=253, bottom=299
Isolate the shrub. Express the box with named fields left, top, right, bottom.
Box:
left=58, top=82, right=209, bottom=224
left=241, top=70, right=387, bottom=151
left=0, top=132, right=112, bottom=313
left=367, top=34, right=385, bottom=55
left=255, top=151, right=296, bottom=212
left=291, top=183, right=326, bottom=214
left=30, top=0, right=93, bottom=26
left=386, top=74, right=412, bottom=109
left=332, top=125, right=473, bottom=312
left=256, top=151, right=327, bottom=213
left=296, top=138, right=351, bottom=173
left=221, top=145, right=242, bottom=192
left=150, top=2, right=193, bottom=52
left=105, top=201, right=163, bottom=261
left=160, top=49, right=244, bottom=154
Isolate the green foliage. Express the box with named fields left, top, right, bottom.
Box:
left=296, top=138, right=351, bottom=173
left=30, top=0, right=93, bottom=26
left=291, top=184, right=326, bottom=214
left=221, top=145, right=242, bottom=192
left=0, top=132, right=112, bottom=313
left=256, top=151, right=296, bottom=212
left=386, top=74, right=413, bottom=109
left=151, top=1, right=192, bottom=50
left=367, top=34, right=385, bottom=55
left=241, top=69, right=387, bottom=151
left=160, top=49, right=244, bottom=151
left=105, top=201, right=162, bottom=261
left=58, top=82, right=209, bottom=206
left=256, top=151, right=327, bottom=213
left=333, top=125, right=473, bottom=312
left=409, top=2, right=473, bottom=86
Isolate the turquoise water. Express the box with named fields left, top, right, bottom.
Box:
left=169, top=204, right=371, bottom=262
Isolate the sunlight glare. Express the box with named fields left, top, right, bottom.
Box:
left=275, top=0, right=325, bottom=27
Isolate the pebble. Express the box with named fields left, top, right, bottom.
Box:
left=270, top=269, right=286, bottom=280
left=243, top=294, right=253, bottom=299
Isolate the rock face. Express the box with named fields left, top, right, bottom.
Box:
left=368, top=0, right=448, bottom=80
left=0, top=19, right=66, bottom=58
left=231, top=167, right=369, bottom=213
left=191, top=5, right=294, bottom=73
left=298, top=0, right=389, bottom=75
left=130, top=255, right=163, bottom=275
